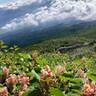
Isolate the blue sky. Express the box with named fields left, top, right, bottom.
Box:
left=0, top=0, right=14, bottom=3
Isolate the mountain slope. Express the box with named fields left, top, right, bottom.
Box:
left=25, top=26, right=96, bottom=52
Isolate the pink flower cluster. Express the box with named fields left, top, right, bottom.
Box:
left=0, top=67, right=9, bottom=83
left=0, top=87, right=8, bottom=96
left=41, top=65, right=54, bottom=80
left=13, top=74, right=30, bottom=96
left=3, top=67, right=9, bottom=77
left=55, top=65, right=66, bottom=75
left=6, top=74, right=17, bottom=85
left=18, top=73, right=29, bottom=91
left=83, top=83, right=96, bottom=96
left=0, top=67, right=30, bottom=96
left=79, top=69, right=86, bottom=78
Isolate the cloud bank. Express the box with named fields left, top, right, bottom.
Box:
left=0, top=0, right=96, bottom=33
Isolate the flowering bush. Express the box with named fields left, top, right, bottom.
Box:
left=83, top=83, right=96, bottom=96
left=0, top=87, right=8, bottom=96
left=18, top=73, right=29, bottom=91
left=55, top=65, right=66, bottom=75
left=3, top=67, right=9, bottom=77
left=40, top=65, right=54, bottom=80
left=0, top=45, right=96, bottom=96
left=0, top=67, right=30, bottom=96
left=6, top=74, right=17, bottom=85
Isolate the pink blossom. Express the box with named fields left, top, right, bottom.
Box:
left=19, top=91, right=25, bottom=96
left=79, top=69, right=85, bottom=78
left=20, top=84, right=28, bottom=91
left=18, top=74, right=29, bottom=92
left=2, top=67, right=9, bottom=77
left=18, top=74, right=29, bottom=85
left=6, top=74, right=17, bottom=85
left=83, top=83, right=96, bottom=96
left=41, top=65, right=54, bottom=80
left=55, top=65, right=66, bottom=75
left=0, top=87, right=8, bottom=96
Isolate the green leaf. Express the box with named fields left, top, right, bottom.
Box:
left=71, top=89, right=81, bottom=94
left=18, top=53, right=31, bottom=59
left=0, top=70, right=3, bottom=76
left=66, top=93, right=80, bottom=96
left=36, top=56, right=48, bottom=66
left=49, top=87, right=64, bottom=96
left=70, top=78, right=83, bottom=84
left=63, top=72, right=74, bottom=78
left=22, top=90, right=31, bottom=96
left=87, top=72, right=96, bottom=81
left=31, top=70, right=40, bottom=81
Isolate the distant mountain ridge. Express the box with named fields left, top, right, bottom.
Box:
left=0, top=20, right=96, bottom=47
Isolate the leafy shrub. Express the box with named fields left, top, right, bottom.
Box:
left=0, top=41, right=96, bottom=96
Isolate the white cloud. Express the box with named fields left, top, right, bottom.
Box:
left=0, top=0, right=50, bottom=9
left=1, top=0, right=96, bottom=32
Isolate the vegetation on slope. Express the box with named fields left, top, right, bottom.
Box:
left=25, top=27, right=96, bottom=53
left=0, top=24, right=96, bottom=96
left=0, top=41, right=96, bottom=96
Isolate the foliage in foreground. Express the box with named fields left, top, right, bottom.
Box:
left=0, top=42, right=96, bottom=96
